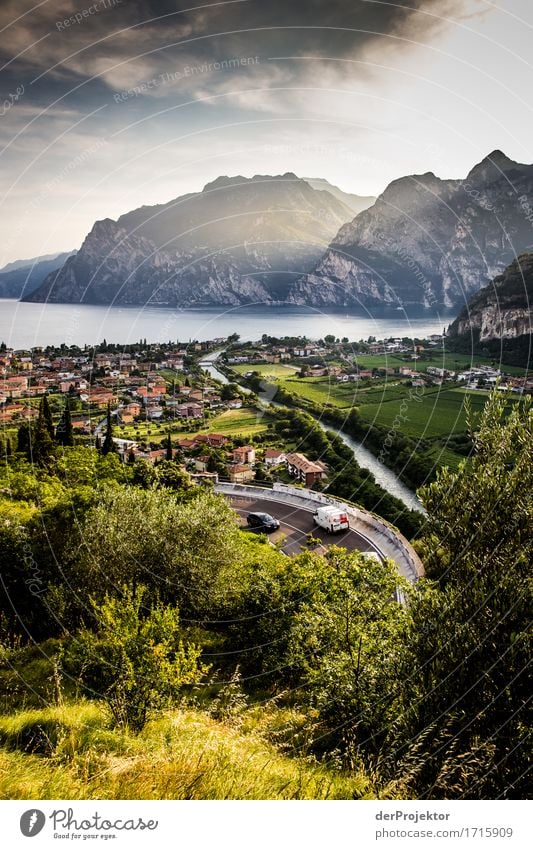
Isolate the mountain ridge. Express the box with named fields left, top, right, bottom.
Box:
left=291, top=151, right=533, bottom=311
left=447, top=251, right=532, bottom=367
left=25, top=175, right=355, bottom=307
left=0, top=252, right=75, bottom=299
left=24, top=154, right=533, bottom=311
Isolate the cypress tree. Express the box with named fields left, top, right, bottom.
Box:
left=17, top=423, right=31, bottom=456
left=41, top=394, right=55, bottom=440
left=57, top=398, right=74, bottom=447
left=5, top=437, right=12, bottom=457
left=32, top=399, right=55, bottom=467
left=165, top=432, right=173, bottom=461
left=101, top=402, right=115, bottom=455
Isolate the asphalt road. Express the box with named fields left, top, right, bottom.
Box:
left=225, top=494, right=383, bottom=558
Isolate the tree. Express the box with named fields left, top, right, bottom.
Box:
left=79, top=487, right=244, bottom=617
left=101, top=402, right=115, bottom=455
left=286, top=547, right=409, bottom=750
left=17, top=423, right=31, bottom=456
left=31, top=398, right=55, bottom=467
left=390, top=392, right=532, bottom=798
left=221, top=383, right=239, bottom=401
left=165, top=431, right=173, bottom=461
left=132, top=458, right=157, bottom=489
left=57, top=398, right=74, bottom=447
left=41, top=394, right=55, bottom=440
left=71, top=587, right=206, bottom=731
left=156, top=460, right=191, bottom=491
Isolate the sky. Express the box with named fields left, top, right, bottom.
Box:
left=0, top=0, right=532, bottom=265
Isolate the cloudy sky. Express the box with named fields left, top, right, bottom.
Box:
left=0, top=0, right=532, bottom=264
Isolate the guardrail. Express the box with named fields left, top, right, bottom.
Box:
left=215, top=481, right=424, bottom=584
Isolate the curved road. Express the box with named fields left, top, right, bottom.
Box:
left=225, top=494, right=383, bottom=559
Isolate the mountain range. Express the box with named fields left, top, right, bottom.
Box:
left=291, top=151, right=533, bottom=310
left=19, top=152, right=533, bottom=313
left=0, top=252, right=75, bottom=299
left=24, top=176, right=368, bottom=307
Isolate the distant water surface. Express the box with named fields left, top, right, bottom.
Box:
left=0, top=300, right=454, bottom=348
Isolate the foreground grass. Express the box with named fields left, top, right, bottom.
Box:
left=0, top=702, right=373, bottom=800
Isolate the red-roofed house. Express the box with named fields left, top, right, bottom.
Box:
left=286, top=452, right=328, bottom=487
left=264, top=448, right=287, bottom=467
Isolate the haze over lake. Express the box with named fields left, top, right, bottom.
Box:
left=0, top=300, right=452, bottom=349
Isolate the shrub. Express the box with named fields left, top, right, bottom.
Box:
left=71, top=587, right=208, bottom=732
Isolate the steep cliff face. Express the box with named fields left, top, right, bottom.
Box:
left=25, top=175, right=355, bottom=306
left=290, top=151, right=533, bottom=310
left=448, top=252, right=533, bottom=344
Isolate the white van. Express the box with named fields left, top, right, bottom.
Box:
left=313, top=505, right=350, bottom=533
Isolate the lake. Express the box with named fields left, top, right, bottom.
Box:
left=0, top=300, right=454, bottom=349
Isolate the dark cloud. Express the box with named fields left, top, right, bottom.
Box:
left=0, top=0, right=463, bottom=100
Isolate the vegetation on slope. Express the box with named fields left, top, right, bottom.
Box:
left=0, top=391, right=530, bottom=800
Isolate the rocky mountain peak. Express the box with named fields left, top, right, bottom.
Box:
left=202, top=175, right=247, bottom=191
left=466, top=150, right=525, bottom=184
left=24, top=172, right=357, bottom=307
left=202, top=173, right=301, bottom=193
left=292, top=150, right=533, bottom=311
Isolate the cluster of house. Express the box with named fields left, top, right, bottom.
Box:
left=227, top=342, right=324, bottom=366
left=228, top=335, right=448, bottom=365
left=455, top=366, right=530, bottom=393
left=0, top=345, right=244, bottom=430
left=112, top=428, right=329, bottom=489
left=117, top=382, right=240, bottom=425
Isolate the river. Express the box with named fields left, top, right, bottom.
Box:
left=314, top=419, right=424, bottom=513
left=200, top=351, right=424, bottom=513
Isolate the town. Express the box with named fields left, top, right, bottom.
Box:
left=0, top=333, right=530, bottom=491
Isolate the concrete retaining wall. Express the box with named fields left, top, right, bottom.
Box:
left=215, top=481, right=424, bottom=584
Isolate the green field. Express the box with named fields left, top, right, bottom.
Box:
left=193, top=408, right=271, bottom=438
left=351, top=351, right=527, bottom=376
left=357, top=387, right=495, bottom=438
left=282, top=377, right=359, bottom=408
left=116, top=420, right=183, bottom=441
left=115, top=407, right=271, bottom=444
left=231, top=363, right=299, bottom=379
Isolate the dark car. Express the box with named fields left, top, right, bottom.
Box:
left=246, top=512, right=280, bottom=533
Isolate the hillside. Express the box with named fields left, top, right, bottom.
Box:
left=0, top=702, right=372, bottom=800
left=0, top=391, right=530, bottom=800
left=447, top=252, right=532, bottom=366
left=24, top=175, right=354, bottom=307
left=0, top=252, right=74, bottom=299
left=291, top=150, right=533, bottom=310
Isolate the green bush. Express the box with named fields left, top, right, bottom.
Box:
left=70, top=587, right=207, bottom=731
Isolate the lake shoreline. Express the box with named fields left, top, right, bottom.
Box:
left=0, top=299, right=454, bottom=349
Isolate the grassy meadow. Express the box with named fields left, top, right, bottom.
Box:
left=115, top=406, right=271, bottom=443
left=0, top=702, right=373, bottom=800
